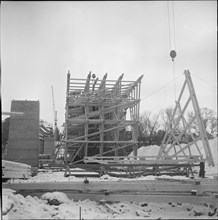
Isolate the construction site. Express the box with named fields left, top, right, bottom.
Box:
left=2, top=69, right=218, bottom=219
left=1, top=1, right=217, bottom=219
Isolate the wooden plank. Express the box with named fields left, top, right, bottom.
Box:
left=3, top=170, right=31, bottom=175
left=69, top=173, right=99, bottom=177
left=2, top=168, right=32, bottom=172
left=84, top=155, right=202, bottom=159
left=2, top=160, right=31, bottom=169
left=3, top=167, right=32, bottom=172
left=84, top=158, right=202, bottom=165
left=67, top=140, right=138, bottom=144
left=170, top=137, right=202, bottom=158
left=9, top=190, right=218, bottom=206
left=68, top=77, right=135, bottom=83
left=2, top=168, right=31, bottom=173
left=67, top=119, right=136, bottom=124
left=3, top=180, right=218, bottom=193
left=3, top=173, right=31, bottom=178
left=67, top=121, right=137, bottom=141
left=68, top=101, right=138, bottom=120
left=101, top=155, right=198, bottom=159
left=2, top=111, right=24, bottom=116
left=39, top=159, right=54, bottom=163
left=69, top=193, right=218, bottom=205
left=3, top=170, right=31, bottom=176
left=156, top=177, right=196, bottom=184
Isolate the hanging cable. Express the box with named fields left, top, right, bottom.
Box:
left=191, top=73, right=217, bottom=90
left=167, top=1, right=177, bottom=102
left=173, top=60, right=176, bottom=100
left=141, top=73, right=183, bottom=101
left=172, top=1, right=176, bottom=51
left=167, top=1, right=172, bottom=51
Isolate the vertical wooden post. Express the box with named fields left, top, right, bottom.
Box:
left=99, top=74, right=107, bottom=156
left=79, top=207, right=82, bottom=220
left=84, top=99, right=89, bottom=157
left=64, top=70, right=70, bottom=163
left=100, top=98, right=104, bottom=156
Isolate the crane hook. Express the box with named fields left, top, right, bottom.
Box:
left=170, top=50, right=176, bottom=61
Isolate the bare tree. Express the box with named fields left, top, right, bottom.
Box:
left=187, top=107, right=217, bottom=138
left=160, top=107, right=174, bottom=132
left=138, top=111, right=160, bottom=145
left=186, top=111, right=198, bottom=135
left=210, top=116, right=218, bottom=137
left=160, top=106, right=182, bottom=132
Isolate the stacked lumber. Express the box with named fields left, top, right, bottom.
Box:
left=2, top=160, right=32, bottom=179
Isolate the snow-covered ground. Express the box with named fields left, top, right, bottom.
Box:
left=2, top=188, right=217, bottom=219
left=2, top=137, right=218, bottom=219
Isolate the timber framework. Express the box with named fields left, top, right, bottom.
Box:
left=64, top=71, right=143, bottom=163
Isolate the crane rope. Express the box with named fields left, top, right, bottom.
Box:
left=167, top=1, right=177, bottom=102
left=173, top=58, right=176, bottom=101
left=141, top=2, right=180, bottom=103
left=172, top=1, right=177, bottom=51
left=167, top=1, right=172, bottom=51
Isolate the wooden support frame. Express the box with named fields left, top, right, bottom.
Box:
left=64, top=71, right=143, bottom=164
left=3, top=179, right=218, bottom=206
left=157, top=70, right=214, bottom=167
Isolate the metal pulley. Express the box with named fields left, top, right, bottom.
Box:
left=170, top=50, right=176, bottom=61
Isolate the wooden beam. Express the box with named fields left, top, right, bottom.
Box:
left=67, top=121, right=137, bottom=141
left=67, top=140, right=138, bottom=144
left=161, top=116, right=196, bottom=156
left=67, top=100, right=139, bottom=120
left=84, top=71, right=91, bottom=93
left=2, top=112, right=24, bottom=116
left=2, top=180, right=218, bottom=205
left=84, top=157, right=203, bottom=165
left=3, top=179, right=218, bottom=193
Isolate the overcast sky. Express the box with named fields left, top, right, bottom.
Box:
left=1, top=1, right=217, bottom=127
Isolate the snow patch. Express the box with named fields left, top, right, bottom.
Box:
left=41, top=192, right=71, bottom=205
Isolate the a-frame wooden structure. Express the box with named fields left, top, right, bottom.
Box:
left=157, top=70, right=214, bottom=167
left=64, top=71, right=143, bottom=163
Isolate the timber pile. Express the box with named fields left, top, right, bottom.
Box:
left=2, top=160, right=32, bottom=179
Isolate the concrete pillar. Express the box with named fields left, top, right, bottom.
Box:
left=7, top=100, right=40, bottom=167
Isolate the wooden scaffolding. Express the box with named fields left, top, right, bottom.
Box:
left=64, top=71, right=143, bottom=163
left=157, top=70, right=214, bottom=167
left=81, top=70, right=214, bottom=178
